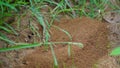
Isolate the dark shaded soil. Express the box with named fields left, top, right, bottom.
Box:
left=16, top=17, right=109, bottom=68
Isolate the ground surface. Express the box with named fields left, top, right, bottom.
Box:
left=0, top=17, right=120, bottom=68
left=18, top=17, right=108, bottom=68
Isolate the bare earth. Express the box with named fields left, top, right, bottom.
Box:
left=1, top=17, right=119, bottom=68
left=19, top=17, right=109, bottom=68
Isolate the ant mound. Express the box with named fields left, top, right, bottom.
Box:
left=17, top=17, right=110, bottom=68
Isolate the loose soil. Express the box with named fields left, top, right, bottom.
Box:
left=0, top=17, right=119, bottom=68
left=18, top=17, right=108, bottom=68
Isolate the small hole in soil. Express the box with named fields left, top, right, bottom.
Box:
left=5, top=17, right=15, bottom=24
left=31, top=47, right=35, bottom=49
left=31, top=32, right=34, bottom=35
left=22, top=60, right=28, bottom=65
left=111, top=12, right=115, bottom=17
left=62, top=38, right=65, bottom=40
left=62, top=44, right=66, bottom=47
left=27, top=32, right=34, bottom=39
left=116, top=21, right=120, bottom=23
left=28, top=35, right=32, bottom=39
left=110, top=18, right=114, bottom=21
left=112, top=33, right=118, bottom=36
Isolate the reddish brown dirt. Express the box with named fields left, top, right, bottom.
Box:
left=16, top=17, right=109, bottom=68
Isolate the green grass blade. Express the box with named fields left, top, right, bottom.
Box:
left=4, top=22, right=18, bottom=35
left=110, top=46, right=120, bottom=56
left=52, top=25, right=73, bottom=56
left=52, top=25, right=72, bottom=40
left=0, top=42, right=83, bottom=52
left=29, top=0, right=34, bottom=7
left=0, top=26, right=12, bottom=33
left=0, top=32, right=8, bottom=39
left=0, top=43, right=41, bottom=52
left=29, top=20, right=41, bottom=38
left=0, top=33, right=15, bottom=44
left=0, top=4, right=4, bottom=14
left=50, top=44, right=58, bottom=68
left=0, top=1, right=17, bottom=12
left=30, top=7, right=50, bottom=42
left=65, top=0, right=76, bottom=17
left=68, top=44, right=71, bottom=56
